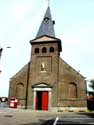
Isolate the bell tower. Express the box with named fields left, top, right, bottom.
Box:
left=29, top=6, right=62, bottom=110
left=30, top=6, right=62, bottom=86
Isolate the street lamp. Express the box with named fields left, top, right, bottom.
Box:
left=0, top=46, right=11, bottom=59
left=0, top=46, right=11, bottom=74
left=0, top=47, right=3, bottom=59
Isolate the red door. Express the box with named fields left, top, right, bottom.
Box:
left=42, top=91, right=48, bottom=110
left=36, top=92, right=38, bottom=109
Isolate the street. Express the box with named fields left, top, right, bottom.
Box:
left=41, top=113, right=94, bottom=125
left=0, top=108, right=94, bottom=125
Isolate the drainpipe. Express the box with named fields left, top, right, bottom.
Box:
left=57, top=51, right=60, bottom=111
left=25, top=61, right=30, bottom=109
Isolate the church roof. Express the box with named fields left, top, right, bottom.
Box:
left=10, top=63, right=29, bottom=79
left=59, top=58, right=85, bottom=79
left=36, top=6, right=55, bottom=38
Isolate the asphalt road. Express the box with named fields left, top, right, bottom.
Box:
left=41, top=113, right=94, bottom=125
left=0, top=108, right=94, bottom=125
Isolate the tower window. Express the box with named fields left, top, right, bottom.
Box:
left=42, top=47, right=47, bottom=53
left=49, top=47, right=54, bottom=52
left=35, top=48, right=39, bottom=53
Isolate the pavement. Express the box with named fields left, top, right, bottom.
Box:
left=0, top=108, right=94, bottom=125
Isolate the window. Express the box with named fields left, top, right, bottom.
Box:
left=42, top=47, right=47, bottom=53
left=68, top=82, right=77, bottom=98
left=16, top=83, right=24, bottom=98
left=35, top=48, right=39, bottom=53
left=49, top=47, right=54, bottom=52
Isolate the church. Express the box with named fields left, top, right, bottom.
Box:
left=8, top=6, right=87, bottom=111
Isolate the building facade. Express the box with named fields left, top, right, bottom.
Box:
left=8, top=6, right=87, bottom=111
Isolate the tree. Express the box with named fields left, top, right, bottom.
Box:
left=90, top=79, right=94, bottom=90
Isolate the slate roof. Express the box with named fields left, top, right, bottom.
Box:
left=36, top=6, right=55, bottom=38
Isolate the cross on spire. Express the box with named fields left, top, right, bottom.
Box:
left=47, top=0, right=50, bottom=6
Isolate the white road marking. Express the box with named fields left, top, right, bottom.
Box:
left=53, top=117, right=59, bottom=125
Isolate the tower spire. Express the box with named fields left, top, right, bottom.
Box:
left=36, top=6, right=55, bottom=38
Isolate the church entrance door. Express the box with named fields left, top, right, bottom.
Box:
left=36, top=91, right=48, bottom=110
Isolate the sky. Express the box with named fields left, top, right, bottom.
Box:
left=0, top=0, right=94, bottom=96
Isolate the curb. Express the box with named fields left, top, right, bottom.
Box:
left=58, top=109, right=91, bottom=113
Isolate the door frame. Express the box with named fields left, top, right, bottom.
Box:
left=33, top=87, right=52, bottom=110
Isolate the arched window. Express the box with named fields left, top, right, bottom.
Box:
left=35, top=48, right=39, bottom=53
left=68, top=82, right=77, bottom=98
left=16, top=83, right=24, bottom=98
left=42, top=47, right=47, bottom=53
left=49, top=47, right=54, bottom=52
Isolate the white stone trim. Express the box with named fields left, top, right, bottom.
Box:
left=33, top=87, right=52, bottom=110
left=33, top=88, right=51, bottom=91
left=33, top=91, right=36, bottom=109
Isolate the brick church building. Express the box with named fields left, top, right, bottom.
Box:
left=8, top=6, right=87, bottom=111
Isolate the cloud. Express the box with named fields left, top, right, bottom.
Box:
left=60, top=22, right=94, bottom=79
left=12, top=0, right=34, bottom=21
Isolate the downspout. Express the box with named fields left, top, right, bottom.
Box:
left=25, top=61, right=30, bottom=109
left=57, top=51, right=60, bottom=111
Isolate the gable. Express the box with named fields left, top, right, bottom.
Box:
left=32, top=83, right=52, bottom=88
left=10, top=62, right=29, bottom=79
left=33, top=36, right=56, bottom=42
left=31, top=35, right=60, bottom=42
left=30, top=35, right=62, bottom=52
left=59, top=58, right=85, bottom=79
